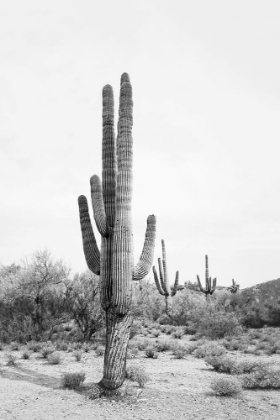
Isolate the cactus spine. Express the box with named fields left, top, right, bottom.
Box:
left=78, top=73, right=156, bottom=390
left=153, top=239, right=179, bottom=314
left=196, top=255, right=217, bottom=299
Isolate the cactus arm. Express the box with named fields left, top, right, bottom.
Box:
left=112, top=73, right=134, bottom=314
left=153, top=266, right=165, bottom=295
left=197, top=275, right=206, bottom=293
left=171, top=271, right=179, bottom=297
left=161, top=240, right=170, bottom=296
left=102, top=84, right=117, bottom=227
left=212, top=277, right=217, bottom=292
left=158, top=258, right=167, bottom=294
left=90, top=175, right=108, bottom=237
left=78, top=195, right=101, bottom=275
left=133, top=214, right=157, bottom=281
left=208, top=277, right=212, bottom=291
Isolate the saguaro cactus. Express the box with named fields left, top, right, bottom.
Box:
left=196, top=255, right=217, bottom=299
left=153, top=239, right=179, bottom=314
left=228, top=279, right=239, bottom=293
left=78, top=73, right=156, bottom=390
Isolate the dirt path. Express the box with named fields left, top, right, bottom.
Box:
left=0, top=351, right=279, bottom=420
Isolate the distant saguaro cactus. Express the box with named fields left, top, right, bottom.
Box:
left=197, top=255, right=217, bottom=299
left=78, top=73, right=156, bottom=390
left=228, top=279, right=239, bottom=294
left=153, top=239, right=179, bottom=314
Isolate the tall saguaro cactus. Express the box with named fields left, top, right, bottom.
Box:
left=153, top=239, right=179, bottom=314
left=78, top=73, right=156, bottom=390
left=196, top=255, right=217, bottom=299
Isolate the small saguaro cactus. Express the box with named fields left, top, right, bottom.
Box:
left=153, top=239, right=179, bottom=314
left=196, top=255, right=217, bottom=299
left=78, top=73, right=156, bottom=390
left=228, top=279, right=239, bottom=294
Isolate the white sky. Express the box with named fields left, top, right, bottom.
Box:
left=0, top=0, right=280, bottom=288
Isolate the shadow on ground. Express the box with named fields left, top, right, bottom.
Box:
left=0, top=365, right=61, bottom=389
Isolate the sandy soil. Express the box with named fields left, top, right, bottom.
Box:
left=0, top=345, right=280, bottom=420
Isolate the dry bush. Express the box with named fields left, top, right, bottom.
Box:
left=22, top=350, right=31, bottom=360
left=95, top=346, right=105, bottom=357
left=73, top=350, right=82, bottom=361
left=145, top=346, right=159, bottom=359
left=6, top=353, right=17, bottom=366
left=171, top=327, right=185, bottom=339
left=150, top=329, right=160, bottom=337
left=210, top=376, right=242, bottom=396
left=126, top=364, right=150, bottom=387
left=242, top=364, right=280, bottom=389
left=10, top=342, right=20, bottom=351
left=62, top=372, right=85, bottom=389
left=154, top=339, right=173, bottom=353
left=193, top=342, right=226, bottom=359
left=28, top=341, right=42, bottom=353
left=47, top=351, right=61, bottom=365
left=41, top=346, right=55, bottom=358
left=172, top=344, right=187, bottom=359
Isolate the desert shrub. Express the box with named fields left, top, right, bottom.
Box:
left=72, top=342, right=83, bottom=350
left=158, top=314, right=172, bottom=325
left=193, top=342, right=225, bottom=359
left=10, top=342, right=20, bottom=351
left=95, top=346, right=105, bottom=357
left=197, top=312, right=242, bottom=339
left=206, top=355, right=272, bottom=376
left=83, top=343, right=90, bottom=353
left=6, top=353, right=17, bottom=366
left=150, top=329, right=160, bottom=338
left=135, top=338, right=150, bottom=351
left=47, top=352, right=61, bottom=365
left=172, top=327, right=185, bottom=339
left=41, top=346, right=55, bottom=358
left=129, top=323, right=141, bottom=340
left=172, top=344, right=187, bottom=359
left=126, top=364, right=150, bottom=387
left=205, top=355, right=236, bottom=374
left=145, top=346, right=159, bottom=359
left=22, top=350, right=31, bottom=360
left=170, top=288, right=205, bottom=326
left=73, top=350, right=82, bottom=361
left=154, top=339, right=173, bottom=352
left=242, top=363, right=280, bottom=389
left=62, top=372, right=85, bottom=389
left=127, top=343, right=139, bottom=357
left=56, top=341, right=68, bottom=351
left=28, top=341, right=42, bottom=353
left=210, top=376, right=242, bottom=396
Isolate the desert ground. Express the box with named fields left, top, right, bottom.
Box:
left=1, top=331, right=280, bottom=420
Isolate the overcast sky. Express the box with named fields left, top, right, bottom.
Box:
left=0, top=0, right=280, bottom=288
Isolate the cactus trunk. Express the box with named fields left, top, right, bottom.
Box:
left=101, top=310, right=133, bottom=389
left=78, top=73, right=156, bottom=390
